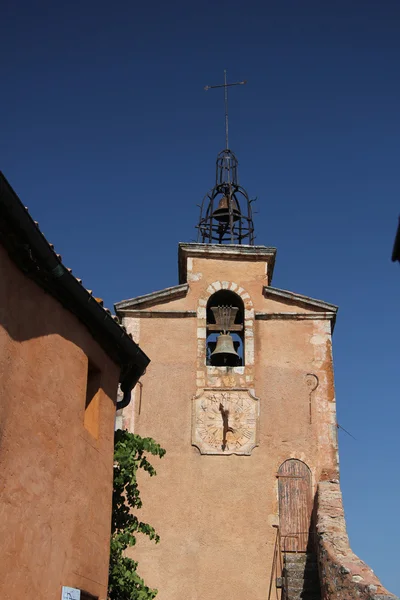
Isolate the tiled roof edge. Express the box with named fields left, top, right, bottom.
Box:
left=0, top=171, right=149, bottom=401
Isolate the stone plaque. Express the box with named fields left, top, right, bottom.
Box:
left=192, top=388, right=259, bottom=455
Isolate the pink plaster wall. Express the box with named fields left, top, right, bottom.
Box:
left=119, top=250, right=338, bottom=600
left=0, top=247, right=119, bottom=600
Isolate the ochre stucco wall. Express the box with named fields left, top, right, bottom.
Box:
left=0, top=247, right=119, bottom=600
left=119, top=249, right=338, bottom=600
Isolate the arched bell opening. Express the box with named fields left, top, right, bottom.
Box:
left=206, top=290, right=244, bottom=367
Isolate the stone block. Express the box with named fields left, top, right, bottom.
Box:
left=197, top=327, right=207, bottom=339
left=197, top=307, right=206, bottom=319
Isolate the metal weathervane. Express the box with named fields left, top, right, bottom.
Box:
left=197, top=71, right=255, bottom=246
left=204, top=70, right=247, bottom=150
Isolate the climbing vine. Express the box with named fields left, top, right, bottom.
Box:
left=108, top=429, right=166, bottom=600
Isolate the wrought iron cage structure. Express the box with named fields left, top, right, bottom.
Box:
left=196, top=149, right=255, bottom=245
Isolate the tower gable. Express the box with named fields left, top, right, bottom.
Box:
left=259, top=286, right=338, bottom=332
left=114, top=283, right=189, bottom=312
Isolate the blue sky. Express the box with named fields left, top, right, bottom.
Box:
left=1, top=0, right=400, bottom=593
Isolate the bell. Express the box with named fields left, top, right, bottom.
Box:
left=212, top=195, right=241, bottom=223
left=210, top=333, right=240, bottom=367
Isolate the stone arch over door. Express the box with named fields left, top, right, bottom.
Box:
left=278, top=459, right=313, bottom=552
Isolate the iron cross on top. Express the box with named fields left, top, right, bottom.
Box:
left=204, top=70, right=247, bottom=150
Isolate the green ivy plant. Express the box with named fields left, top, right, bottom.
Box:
left=108, top=429, right=166, bottom=600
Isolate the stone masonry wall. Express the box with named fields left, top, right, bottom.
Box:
left=316, top=480, right=398, bottom=600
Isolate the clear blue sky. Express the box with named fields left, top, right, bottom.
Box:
left=2, top=0, right=400, bottom=593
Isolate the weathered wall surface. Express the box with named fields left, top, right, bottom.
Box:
left=0, top=247, right=119, bottom=600
left=316, top=480, right=398, bottom=600
left=119, top=249, right=339, bottom=600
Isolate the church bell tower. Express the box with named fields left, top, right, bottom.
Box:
left=113, top=75, right=368, bottom=600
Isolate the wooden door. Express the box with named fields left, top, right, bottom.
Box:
left=278, top=459, right=313, bottom=552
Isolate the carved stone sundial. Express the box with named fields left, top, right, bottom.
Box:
left=192, top=388, right=259, bottom=455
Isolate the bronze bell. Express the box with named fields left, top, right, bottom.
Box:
left=212, top=195, right=241, bottom=223
left=210, top=333, right=240, bottom=367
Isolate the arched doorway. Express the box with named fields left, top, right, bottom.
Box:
left=277, top=459, right=313, bottom=552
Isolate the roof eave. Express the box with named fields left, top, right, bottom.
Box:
left=263, top=286, right=338, bottom=332
left=0, top=172, right=149, bottom=404
left=115, top=283, right=189, bottom=312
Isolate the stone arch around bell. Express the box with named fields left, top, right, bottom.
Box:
left=196, top=281, right=255, bottom=375
left=206, top=290, right=245, bottom=366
